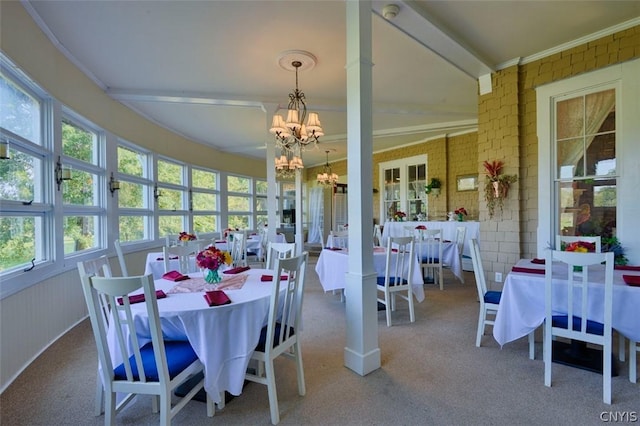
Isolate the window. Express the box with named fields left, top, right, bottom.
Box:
left=380, top=155, right=428, bottom=221
left=157, top=158, right=188, bottom=236
left=227, top=175, right=252, bottom=229
left=117, top=144, right=153, bottom=242
left=255, top=179, right=268, bottom=227
left=192, top=167, right=219, bottom=234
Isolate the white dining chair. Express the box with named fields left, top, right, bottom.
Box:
left=265, top=242, right=296, bottom=270
left=163, top=244, right=194, bottom=274
left=245, top=252, right=309, bottom=425
left=373, top=224, right=383, bottom=247
left=80, top=273, right=213, bottom=424
left=377, top=236, right=415, bottom=327
left=416, top=228, right=444, bottom=290
left=544, top=249, right=614, bottom=404
left=113, top=239, right=129, bottom=277
left=469, top=239, right=535, bottom=357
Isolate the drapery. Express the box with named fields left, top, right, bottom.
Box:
left=307, top=187, right=324, bottom=244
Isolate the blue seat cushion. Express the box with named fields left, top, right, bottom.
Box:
left=376, top=276, right=408, bottom=286
left=255, top=322, right=295, bottom=352
left=484, top=290, right=502, bottom=304
left=113, top=340, right=198, bottom=381
left=420, top=257, right=440, bottom=263
left=552, top=315, right=604, bottom=335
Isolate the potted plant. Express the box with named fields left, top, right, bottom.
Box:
left=425, top=177, right=442, bottom=196
left=483, top=160, right=518, bottom=218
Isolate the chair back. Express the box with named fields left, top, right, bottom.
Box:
left=113, top=239, right=129, bottom=277
left=383, top=236, right=415, bottom=289
left=329, top=230, right=348, bottom=249
left=544, top=249, right=614, bottom=403
left=162, top=244, right=194, bottom=273
left=264, top=252, right=309, bottom=356
left=373, top=224, right=383, bottom=247
left=78, top=255, right=113, bottom=278
left=454, top=226, right=466, bottom=256
left=469, top=239, right=488, bottom=300
left=230, top=231, right=247, bottom=266
left=555, top=235, right=601, bottom=253
left=196, top=232, right=220, bottom=241
left=265, top=242, right=296, bottom=270
left=415, top=228, right=442, bottom=267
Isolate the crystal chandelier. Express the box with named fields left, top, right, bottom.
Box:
left=269, top=53, right=324, bottom=171
left=317, top=150, right=339, bottom=186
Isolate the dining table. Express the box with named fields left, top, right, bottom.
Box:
left=105, top=268, right=281, bottom=404
left=414, top=240, right=463, bottom=282
left=144, top=236, right=266, bottom=279
left=315, top=247, right=425, bottom=302
left=493, top=258, right=640, bottom=350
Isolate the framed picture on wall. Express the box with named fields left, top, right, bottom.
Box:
left=457, top=175, right=478, bottom=192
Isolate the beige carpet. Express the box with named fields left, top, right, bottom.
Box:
left=1, top=254, right=638, bottom=425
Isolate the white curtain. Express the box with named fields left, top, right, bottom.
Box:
left=307, top=187, right=324, bottom=244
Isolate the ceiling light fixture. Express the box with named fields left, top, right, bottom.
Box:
left=317, top=150, right=339, bottom=186
left=269, top=51, right=324, bottom=172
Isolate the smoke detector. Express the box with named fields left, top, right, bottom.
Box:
left=382, top=4, right=400, bottom=20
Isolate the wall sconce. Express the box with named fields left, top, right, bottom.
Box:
left=109, top=172, right=120, bottom=197
left=0, top=140, right=9, bottom=160
left=153, top=183, right=162, bottom=201
left=55, top=156, right=72, bottom=191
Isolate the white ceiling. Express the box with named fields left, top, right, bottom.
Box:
left=24, top=1, right=640, bottom=167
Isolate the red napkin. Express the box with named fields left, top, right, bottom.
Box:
left=531, top=258, right=545, bottom=264
left=118, top=290, right=166, bottom=305
left=615, top=265, right=640, bottom=271
left=223, top=266, right=250, bottom=274
left=325, top=247, right=342, bottom=251
left=204, top=290, right=231, bottom=306
left=391, top=248, right=398, bottom=253
left=156, top=256, right=179, bottom=261
left=260, top=274, right=289, bottom=282
left=443, top=240, right=452, bottom=243
left=511, top=266, right=545, bottom=275
left=622, top=275, right=640, bottom=286
left=215, top=240, right=227, bottom=243
left=162, top=270, right=190, bottom=281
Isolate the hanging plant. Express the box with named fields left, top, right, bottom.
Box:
left=483, top=160, right=518, bottom=218
left=425, top=177, right=442, bottom=195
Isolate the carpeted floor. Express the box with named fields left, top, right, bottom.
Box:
left=1, top=254, right=638, bottom=425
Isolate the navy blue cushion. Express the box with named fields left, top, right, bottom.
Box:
left=552, top=315, right=604, bottom=335
left=255, top=322, right=295, bottom=352
left=420, top=257, right=440, bottom=263
left=376, top=276, right=408, bottom=286
left=484, top=290, right=502, bottom=304
left=113, top=340, right=198, bottom=381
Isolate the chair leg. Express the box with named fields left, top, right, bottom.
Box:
left=438, top=268, right=444, bottom=290
left=94, top=369, right=104, bottom=416
left=104, top=391, right=116, bottom=426
left=543, top=325, right=552, bottom=387
left=385, top=292, right=392, bottom=327
left=475, top=308, right=485, bottom=347
left=528, top=331, right=535, bottom=360
left=295, top=341, right=306, bottom=395
left=408, top=293, right=415, bottom=323
left=619, top=333, right=626, bottom=362
left=159, top=390, right=171, bottom=426
left=264, top=359, right=280, bottom=425
left=630, top=340, right=638, bottom=383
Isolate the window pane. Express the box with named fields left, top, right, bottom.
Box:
left=193, top=192, right=216, bottom=211
left=228, top=215, right=249, bottom=230
left=0, top=74, right=41, bottom=144
left=0, top=216, right=39, bottom=271
left=0, top=150, right=39, bottom=202
left=558, top=178, right=616, bottom=237
left=192, top=169, right=216, bottom=189
left=587, top=134, right=616, bottom=177
left=158, top=160, right=183, bottom=185
left=118, top=181, right=145, bottom=208
left=159, top=215, right=184, bottom=236
left=63, top=169, right=96, bottom=206
left=119, top=216, right=146, bottom=242
left=64, top=215, right=97, bottom=254
left=118, top=146, right=144, bottom=177
left=256, top=180, right=268, bottom=195
left=256, top=214, right=268, bottom=227
left=256, top=197, right=268, bottom=211
left=158, top=188, right=184, bottom=210
left=194, top=215, right=217, bottom=234
left=556, top=96, right=584, bottom=140
left=62, top=119, right=97, bottom=165
left=228, top=195, right=250, bottom=211
left=557, top=138, right=583, bottom=179
left=228, top=176, right=250, bottom=193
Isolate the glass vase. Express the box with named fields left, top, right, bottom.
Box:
left=205, top=268, right=222, bottom=284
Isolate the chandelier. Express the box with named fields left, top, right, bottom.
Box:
left=317, top=150, right=339, bottom=186
left=269, top=52, right=324, bottom=171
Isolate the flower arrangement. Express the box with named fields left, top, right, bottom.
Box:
left=562, top=241, right=596, bottom=253
left=454, top=208, right=467, bottom=222
left=394, top=211, right=407, bottom=222
left=223, top=228, right=238, bottom=239
left=196, top=245, right=232, bottom=284
left=483, top=160, right=518, bottom=218
left=178, top=231, right=197, bottom=241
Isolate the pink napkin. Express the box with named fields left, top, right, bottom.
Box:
left=615, top=265, right=640, bottom=271
left=622, top=275, right=640, bottom=286
left=531, top=258, right=545, bottom=264
left=223, top=266, right=250, bottom=274
left=325, top=247, right=342, bottom=251
left=162, top=270, right=190, bottom=281
left=203, top=290, right=231, bottom=306
left=215, top=240, right=227, bottom=243
left=511, top=266, right=545, bottom=275
left=156, top=256, right=178, bottom=261
left=118, top=290, right=166, bottom=305
left=260, top=274, right=288, bottom=282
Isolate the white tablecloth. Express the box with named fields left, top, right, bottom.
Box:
left=414, top=241, right=463, bottom=282
left=382, top=221, right=479, bottom=258
left=493, top=259, right=640, bottom=346
left=106, top=269, right=276, bottom=404
left=314, top=247, right=425, bottom=302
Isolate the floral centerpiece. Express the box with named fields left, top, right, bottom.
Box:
left=454, top=207, right=467, bottom=222
left=178, top=231, right=197, bottom=242
left=223, top=227, right=238, bottom=239
left=561, top=240, right=596, bottom=272
left=415, top=224, right=427, bottom=240
left=394, top=211, right=406, bottom=222
left=196, top=245, right=232, bottom=283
